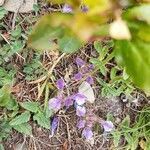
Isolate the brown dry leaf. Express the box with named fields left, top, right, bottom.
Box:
left=0, top=0, right=4, bottom=6
left=3, top=0, right=37, bottom=13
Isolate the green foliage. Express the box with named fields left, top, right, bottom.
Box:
left=112, top=108, right=150, bottom=149
left=23, top=54, right=46, bottom=81
left=0, top=7, right=7, bottom=20
left=20, top=101, right=39, bottom=113
left=33, top=111, right=50, bottom=129
left=9, top=111, right=31, bottom=126
left=115, top=40, right=150, bottom=95
left=28, top=2, right=150, bottom=94
left=91, top=41, right=134, bottom=97
left=13, top=123, right=32, bottom=135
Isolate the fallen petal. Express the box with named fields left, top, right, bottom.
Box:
left=51, top=117, right=59, bottom=136
left=82, top=127, right=93, bottom=140
left=77, top=119, right=86, bottom=129
left=74, top=72, right=83, bottom=81
left=76, top=106, right=86, bottom=117
left=49, top=98, right=61, bottom=111
left=75, top=57, right=85, bottom=67
left=65, top=97, right=74, bottom=108
left=101, top=120, right=114, bottom=132
left=73, top=93, right=87, bottom=105
left=86, top=76, right=94, bottom=85
left=56, top=78, right=65, bottom=90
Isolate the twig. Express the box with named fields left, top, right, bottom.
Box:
left=29, top=53, right=66, bottom=84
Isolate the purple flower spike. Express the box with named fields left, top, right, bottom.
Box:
left=62, top=4, right=72, bottom=13
left=56, top=78, right=65, bottom=90
left=101, top=121, right=114, bottom=132
left=86, top=76, right=94, bottom=85
left=76, top=106, right=86, bottom=116
left=73, top=93, right=87, bottom=105
left=51, top=117, right=59, bottom=136
left=77, top=119, right=86, bottom=129
left=74, top=72, right=83, bottom=81
left=75, top=57, right=85, bottom=67
left=65, top=97, right=74, bottom=108
left=49, top=98, right=61, bottom=111
left=82, top=128, right=93, bottom=140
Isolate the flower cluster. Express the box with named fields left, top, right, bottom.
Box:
left=49, top=57, right=114, bottom=140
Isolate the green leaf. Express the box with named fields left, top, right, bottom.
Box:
left=0, top=7, right=7, bottom=20
left=94, top=41, right=103, bottom=54
left=28, top=14, right=64, bottom=51
left=124, top=4, right=150, bottom=24
left=58, top=36, right=82, bottom=53
left=0, top=144, right=4, bottom=150
left=20, top=102, right=39, bottom=113
left=9, top=111, right=31, bottom=126
left=120, top=115, right=130, bottom=129
left=115, top=40, right=150, bottom=95
left=0, top=85, right=11, bottom=107
left=33, top=112, right=50, bottom=129
left=13, top=123, right=32, bottom=135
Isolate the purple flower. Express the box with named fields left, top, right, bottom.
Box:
left=76, top=106, right=86, bottom=116
left=82, top=128, right=93, bottom=140
left=49, top=98, right=61, bottom=111
left=62, top=4, right=72, bottom=13
left=56, top=78, right=65, bottom=90
left=86, top=76, right=94, bottom=85
left=101, top=121, right=114, bottom=132
left=77, top=119, right=86, bottom=129
left=88, top=64, right=94, bottom=71
left=74, top=72, right=83, bottom=81
left=51, top=117, right=59, bottom=136
left=81, top=5, right=89, bottom=12
left=65, top=97, right=74, bottom=108
left=75, top=57, right=85, bottom=67
left=73, top=93, right=87, bottom=105
left=81, top=66, right=89, bottom=74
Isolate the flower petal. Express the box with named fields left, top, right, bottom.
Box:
left=74, top=72, right=83, bottom=81
left=65, top=97, right=74, bottom=108
left=49, top=98, right=61, bottom=111
left=75, top=57, right=85, bottom=67
left=62, top=4, right=72, bottom=13
left=73, top=93, right=87, bottom=105
left=51, top=117, right=59, bottom=136
left=56, top=78, right=65, bottom=90
left=76, top=106, right=86, bottom=117
left=86, top=76, right=94, bottom=85
left=77, top=119, right=86, bottom=129
left=82, top=128, right=93, bottom=140
left=101, top=120, right=114, bottom=132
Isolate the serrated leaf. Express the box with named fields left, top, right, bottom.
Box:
left=58, top=36, right=82, bottom=53
left=13, top=123, right=32, bottom=135
left=20, top=102, right=39, bottom=113
left=0, top=85, right=11, bottom=107
left=33, top=112, right=50, bottom=129
left=9, top=111, right=31, bottom=126
left=94, top=41, right=103, bottom=54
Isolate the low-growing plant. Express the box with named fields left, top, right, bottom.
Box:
left=28, top=1, right=150, bottom=95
